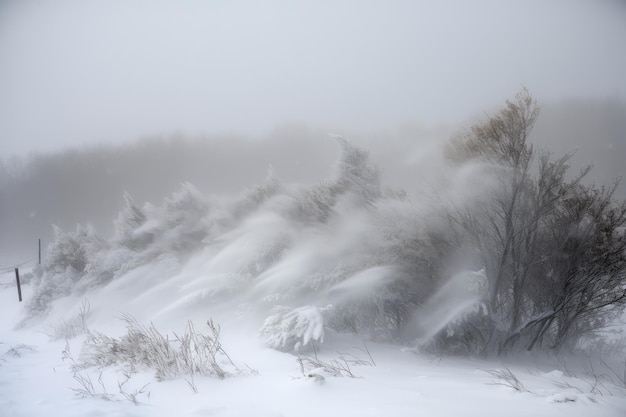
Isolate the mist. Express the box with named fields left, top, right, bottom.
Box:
left=1, top=95, right=625, bottom=265
left=1, top=0, right=625, bottom=157
left=2, top=4, right=626, bottom=413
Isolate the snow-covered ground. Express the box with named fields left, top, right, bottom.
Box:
left=2, top=276, right=626, bottom=417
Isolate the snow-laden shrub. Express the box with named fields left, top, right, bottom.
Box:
left=287, top=182, right=341, bottom=224
left=160, top=182, right=210, bottom=251
left=27, top=225, right=108, bottom=315
left=129, top=182, right=211, bottom=258
left=112, top=183, right=211, bottom=266
left=102, top=184, right=206, bottom=266
left=260, top=305, right=326, bottom=352
left=333, top=137, right=381, bottom=204
left=45, top=224, right=107, bottom=275
left=114, top=192, right=152, bottom=251
left=27, top=266, right=83, bottom=317
left=26, top=184, right=210, bottom=318
left=284, top=137, right=381, bottom=224
left=231, top=165, right=282, bottom=221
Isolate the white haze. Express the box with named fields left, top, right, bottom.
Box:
left=0, top=0, right=625, bottom=408
left=1, top=0, right=625, bottom=156
left=1, top=96, right=625, bottom=266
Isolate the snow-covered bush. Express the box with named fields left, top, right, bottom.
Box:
left=231, top=165, right=282, bottom=221
left=260, top=305, right=326, bottom=352
left=333, top=137, right=381, bottom=204
left=158, top=182, right=210, bottom=253
left=113, top=183, right=211, bottom=264
left=114, top=192, right=152, bottom=251
left=26, top=183, right=210, bottom=318
left=285, top=137, right=381, bottom=224
left=45, top=224, right=106, bottom=275
left=27, top=225, right=108, bottom=315
left=287, top=182, right=341, bottom=224
left=124, top=182, right=211, bottom=259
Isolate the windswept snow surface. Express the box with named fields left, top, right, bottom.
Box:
left=1, top=278, right=626, bottom=417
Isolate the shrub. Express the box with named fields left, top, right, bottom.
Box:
left=260, top=306, right=325, bottom=352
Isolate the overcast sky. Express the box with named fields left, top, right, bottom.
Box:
left=1, top=0, right=625, bottom=157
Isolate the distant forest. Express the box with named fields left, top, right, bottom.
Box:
left=1, top=97, right=624, bottom=262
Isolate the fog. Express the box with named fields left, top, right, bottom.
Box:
left=1, top=0, right=625, bottom=156
left=1, top=94, right=624, bottom=267
left=1, top=0, right=625, bottom=263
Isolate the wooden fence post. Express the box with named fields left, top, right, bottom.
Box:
left=15, top=268, right=22, bottom=302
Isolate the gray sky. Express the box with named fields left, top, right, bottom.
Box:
left=1, top=0, right=625, bottom=157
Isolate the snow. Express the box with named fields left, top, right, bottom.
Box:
left=2, top=139, right=626, bottom=416
left=405, top=269, right=485, bottom=345
left=2, top=278, right=626, bottom=417
left=260, top=305, right=325, bottom=351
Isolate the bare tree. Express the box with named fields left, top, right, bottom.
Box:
left=522, top=181, right=626, bottom=350
left=447, top=88, right=626, bottom=354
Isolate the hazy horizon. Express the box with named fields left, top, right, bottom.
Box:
left=1, top=0, right=625, bottom=157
